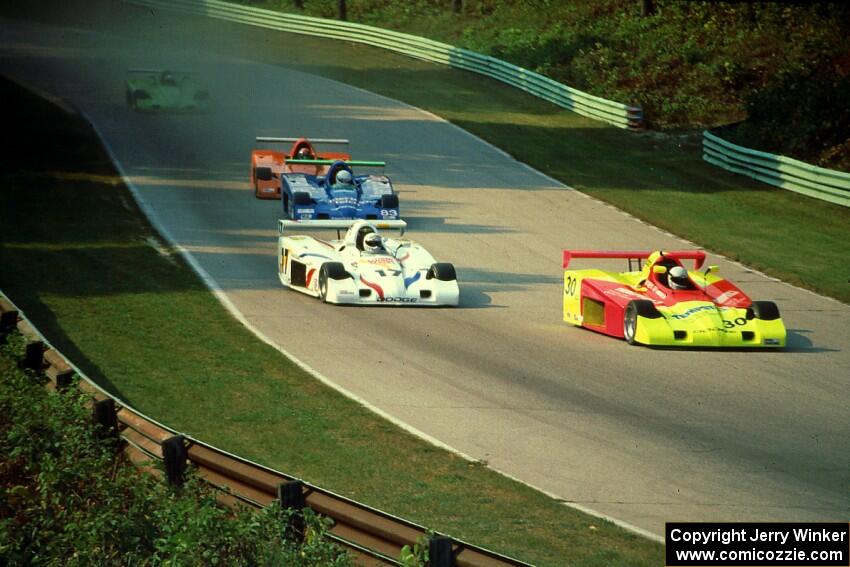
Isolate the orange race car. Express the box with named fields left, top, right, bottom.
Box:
left=250, top=137, right=351, bottom=199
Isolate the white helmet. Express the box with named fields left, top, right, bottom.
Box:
left=668, top=265, right=690, bottom=289
left=363, top=233, right=383, bottom=254
left=335, top=170, right=353, bottom=185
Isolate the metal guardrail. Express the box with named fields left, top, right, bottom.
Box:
left=703, top=131, right=850, bottom=207
left=123, top=0, right=643, bottom=130
left=0, top=291, right=532, bottom=567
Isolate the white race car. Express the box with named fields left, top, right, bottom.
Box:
left=277, top=220, right=459, bottom=306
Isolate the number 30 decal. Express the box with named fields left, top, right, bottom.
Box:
left=723, top=317, right=747, bottom=329
left=565, top=276, right=578, bottom=296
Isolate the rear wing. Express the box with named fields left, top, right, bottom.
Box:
left=126, top=68, right=196, bottom=75
left=562, top=250, right=706, bottom=270
left=256, top=137, right=349, bottom=145
left=278, top=219, right=406, bottom=236
left=285, top=159, right=385, bottom=168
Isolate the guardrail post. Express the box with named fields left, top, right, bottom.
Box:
left=428, top=536, right=454, bottom=567
left=55, top=369, right=75, bottom=390
left=23, top=340, right=45, bottom=371
left=92, top=398, right=119, bottom=440
left=163, top=435, right=188, bottom=485
left=0, top=309, right=17, bottom=335
left=277, top=480, right=306, bottom=539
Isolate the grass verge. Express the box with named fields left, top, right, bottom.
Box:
left=0, top=76, right=662, bottom=565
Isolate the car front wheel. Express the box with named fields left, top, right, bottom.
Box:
left=624, top=301, right=639, bottom=345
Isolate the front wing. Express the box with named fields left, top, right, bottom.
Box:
left=323, top=272, right=458, bottom=306
left=632, top=304, right=787, bottom=348
left=279, top=270, right=457, bottom=306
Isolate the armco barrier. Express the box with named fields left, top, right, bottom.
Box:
left=123, top=0, right=643, bottom=130
left=0, top=291, right=531, bottom=567
left=703, top=131, right=850, bottom=207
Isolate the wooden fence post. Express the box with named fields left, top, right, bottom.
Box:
left=23, top=340, right=45, bottom=370
left=0, top=309, right=17, bottom=334
left=429, top=536, right=454, bottom=566
left=163, top=435, right=187, bottom=485
left=92, top=398, right=119, bottom=440
left=278, top=480, right=306, bottom=539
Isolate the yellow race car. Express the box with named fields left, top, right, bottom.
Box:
left=562, top=250, right=786, bottom=348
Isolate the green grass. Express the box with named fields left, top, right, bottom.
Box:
left=0, top=76, right=662, bottom=565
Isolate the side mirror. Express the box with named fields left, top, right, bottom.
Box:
left=652, top=265, right=667, bottom=274
left=704, top=265, right=719, bottom=276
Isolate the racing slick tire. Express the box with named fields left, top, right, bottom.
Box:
left=128, top=89, right=150, bottom=110
left=319, top=262, right=348, bottom=302
left=289, top=191, right=312, bottom=218
left=748, top=301, right=780, bottom=321
left=253, top=166, right=273, bottom=199
left=292, top=192, right=312, bottom=206
left=255, top=166, right=273, bottom=181
left=427, top=263, right=457, bottom=282
left=380, top=193, right=399, bottom=209
left=624, top=300, right=661, bottom=345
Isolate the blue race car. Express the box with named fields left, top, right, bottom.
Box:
left=280, top=159, right=400, bottom=220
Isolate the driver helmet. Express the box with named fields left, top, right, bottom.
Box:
left=335, top=169, right=353, bottom=185
left=668, top=265, right=690, bottom=290
left=296, top=147, right=312, bottom=159
left=363, top=233, right=384, bottom=254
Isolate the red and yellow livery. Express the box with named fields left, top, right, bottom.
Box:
left=562, top=250, right=786, bottom=348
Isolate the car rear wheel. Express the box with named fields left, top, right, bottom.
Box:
left=293, top=192, right=312, bottom=206
left=318, top=268, right=328, bottom=302
left=380, top=193, right=399, bottom=209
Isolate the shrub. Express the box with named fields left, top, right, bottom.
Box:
left=0, top=333, right=351, bottom=566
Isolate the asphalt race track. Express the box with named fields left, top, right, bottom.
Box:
left=2, top=2, right=848, bottom=538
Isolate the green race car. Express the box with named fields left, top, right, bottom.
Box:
left=125, top=69, right=209, bottom=112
